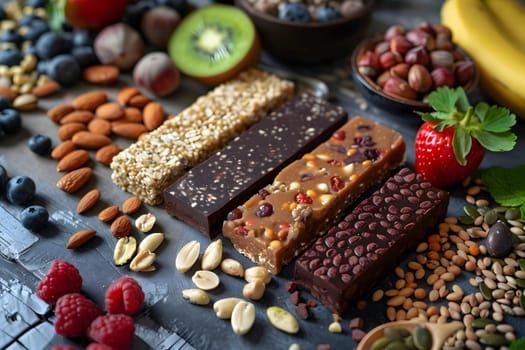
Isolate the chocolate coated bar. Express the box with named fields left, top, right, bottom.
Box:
left=223, top=116, right=406, bottom=274
left=164, top=93, right=348, bottom=238
left=293, top=168, right=449, bottom=314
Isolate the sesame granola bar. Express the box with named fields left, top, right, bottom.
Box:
left=110, top=69, right=294, bottom=205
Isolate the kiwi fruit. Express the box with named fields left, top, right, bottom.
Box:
left=168, top=4, right=260, bottom=86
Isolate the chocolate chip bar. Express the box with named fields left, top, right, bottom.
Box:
left=110, top=69, right=294, bottom=205
left=223, top=116, right=406, bottom=274
left=164, top=93, right=348, bottom=238
left=293, top=168, right=449, bottom=314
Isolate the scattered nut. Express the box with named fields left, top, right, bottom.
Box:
left=328, top=321, right=342, bottom=333
left=221, top=258, right=244, bottom=278
left=138, top=232, right=164, bottom=254
left=66, top=229, right=96, bottom=249
left=122, top=196, right=142, bottom=214
left=98, top=205, right=119, bottom=222
left=135, top=213, right=156, bottom=232
left=243, top=280, right=265, bottom=300
left=213, top=297, right=244, bottom=319
left=201, top=239, right=222, bottom=271
left=182, top=288, right=210, bottom=305
left=130, top=249, right=156, bottom=272
left=266, top=306, right=300, bottom=334
left=244, top=266, right=271, bottom=284
left=231, top=301, right=255, bottom=336
left=113, top=236, right=137, bottom=265
left=110, top=215, right=132, bottom=238
left=175, top=240, right=200, bottom=273
left=192, top=270, right=220, bottom=291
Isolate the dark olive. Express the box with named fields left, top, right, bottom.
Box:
left=486, top=222, right=513, bottom=258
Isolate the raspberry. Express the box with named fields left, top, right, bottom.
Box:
left=37, top=260, right=82, bottom=305
left=52, top=346, right=78, bottom=350
left=105, top=276, right=144, bottom=315
left=86, top=343, right=116, bottom=350
left=87, top=314, right=135, bottom=350
left=54, top=293, right=104, bottom=337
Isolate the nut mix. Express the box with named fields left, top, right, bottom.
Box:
left=356, top=22, right=476, bottom=102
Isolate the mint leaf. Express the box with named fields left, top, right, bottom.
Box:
left=473, top=130, right=517, bottom=152
left=510, top=337, right=525, bottom=350
left=452, top=127, right=471, bottom=166
left=427, top=87, right=458, bottom=113
left=482, top=166, right=525, bottom=207
left=477, top=105, right=517, bottom=132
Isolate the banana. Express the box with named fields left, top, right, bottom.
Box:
left=441, top=0, right=525, bottom=119
left=484, top=0, right=525, bottom=52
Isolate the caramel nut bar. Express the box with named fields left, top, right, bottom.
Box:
left=293, top=168, right=449, bottom=314
left=110, top=69, right=294, bottom=205
left=164, top=93, right=347, bottom=238
left=223, top=116, right=406, bottom=274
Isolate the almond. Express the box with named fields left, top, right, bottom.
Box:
left=72, top=91, right=108, bottom=111
left=118, top=86, right=140, bottom=105
left=127, top=94, right=151, bottom=109
left=51, top=140, right=77, bottom=160
left=96, top=102, right=124, bottom=120
left=60, top=110, right=94, bottom=124
left=72, top=131, right=112, bottom=149
left=57, top=149, right=90, bottom=172
left=83, top=64, right=120, bottom=85
left=58, top=122, right=86, bottom=141
left=122, top=107, right=143, bottom=123
left=47, top=104, right=74, bottom=123
left=143, top=101, right=164, bottom=131
left=32, top=80, right=60, bottom=97
left=77, top=189, right=101, bottom=214
left=13, top=93, right=38, bottom=111
left=88, top=118, right=112, bottom=136
left=0, top=85, right=17, bottom=101
left=96, top=143, right=121, bottom=165
left=57, top=167, right=92, bottom=193
left=111, top=122, right=147, bottom=139
left=98, top=205, right=119, bottom=222
left=111, top=215, right=132, bottom=238
left=67, top=229, right=96, bottom=249
left=122, top=196, right=141, bottom=214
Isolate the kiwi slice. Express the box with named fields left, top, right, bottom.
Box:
left=169, top=4, right=260, bottom=86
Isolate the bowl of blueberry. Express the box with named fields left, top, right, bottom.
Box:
left=236, top=0, right=374, bottom=63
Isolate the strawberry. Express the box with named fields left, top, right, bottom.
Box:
left=414, top=87, right=517, bottom=188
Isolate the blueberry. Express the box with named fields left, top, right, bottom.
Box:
left=20, top=205, right=49, bottom=231
left=26, top=0, right=49, bottom=8
left=28, top=134, right=52, bottom=155
left=0, top=7, right=5, bottom=21
left=316, top=5, right=341, bottom=22
left=6, top=175, right=36, bottom=205
left=0, top=96, right=10, bottom=111
left=35, top=32, right=68, bottom=59
left=37, top=60, right=48, bottom=74
left=155, top=0, right=187, bottom=14
left=0, top=49, right=23, bottom=66
left=72, top=30, right=94, bottom=47
left=0, top=109, right=22, bottom=134
left=61, top=31, right=74, bottom=52
left=0, top=30, right=24, bottom=46
left=23, top=46, right=38, bottom=56
left=0, top=164, right=7, bottom=196
left=46, top=54, right=81, bottom=87
left=18, top=14, right=38, bottom=27
left=125, top=1, right=155, bottom=29
left=22, top=19, right=49, bottom=41
left=72, top=46, right=98, bottom=68
left=279, top=3, right=311, bottom=23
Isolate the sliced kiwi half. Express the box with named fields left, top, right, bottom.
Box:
left=169, top=4, right=260, bottom=86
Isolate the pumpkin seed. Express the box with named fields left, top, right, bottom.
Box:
left=520, top=295, right=525, bottom=310
left=505, top=207, right=521, bottom=220
left=516, top=278, right=525, bottom=288
left=459, top=215, right=475, bottom=225
left=413, top=325, right=432, bottom=350
left=484, top=210, right=498, bottom=225
left=519, top=259, right=525, bottom=271
left=472, top=318, right=494, bottom=329
left=478, top=282, right=492, bottom=300
left=384, top=327, right=410, bottom=341
left=384, top=340, right=409, bottom=350
left=266, top=306, right=299, bottom=334
left=464, top=205, right=479, bottom=219
left=371, top=337, right=392, bottom=350
left=479, top=334, right=507, bottom=347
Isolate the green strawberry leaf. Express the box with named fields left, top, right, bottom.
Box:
left=46, top=0, right=66, bottom=32
left=474, top=102, right=489, bottom=122
left=472, top=129, right=517, bottom=152
left=416, top=111, right=444, bottom=124
left=476, top=105, right=517, bottom=132
left=427, top=87, right=458, bottom=113
left=509, top=336, right=525, bottom=350
left=455, top=87, right=471, bottom=112
left=482, top=166, right=525, bottom=208
left=452, top=127, right=471, bottom=166
left=521, top=205, right=525, bottom=221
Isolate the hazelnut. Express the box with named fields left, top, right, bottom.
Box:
left=406, top=29, right=435, bottom=51
left=405, top=46, right=429, bottom=66
left=390, top=63, right=410, bottom=80
left=389, top=36, right=412, bottom=56
left=379, top=51, right=401, bottom=70
left=432, top=23, right=452, bottom=39
left=357, top=50, right=379, bottom=71
left=430, top=50, right=455, bottom=71
left=415, top=22, right=435, bottom=35
left=384, top=24, right=405, bottom=41
left=374, top=41, right=390, bottom=56
left=454, top=60, right=475, bottom=85
left=431, top=67, right=455, bottom=88
left=383, top=76, right=417, bottom=100
left=376, top=70, right=392, bottom=88
left=435, top=34, right=454, bottom=51
left=408, top=64, right=433, bottom=93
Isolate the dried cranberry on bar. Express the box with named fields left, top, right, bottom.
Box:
left=223, top=116, right=406, bottom=274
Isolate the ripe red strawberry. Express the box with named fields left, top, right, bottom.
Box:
left=37, top=260, right=82, bottom=305
left=87, top=314, right=135, bottom=350
left=414, top=87, right=517, bottom=188
left=54, top=293, right=104, bottom=337
left=415, top=122, right=485, bottom=188
left=86, top=343, right=116, bottom=350
left=52, top=346, right=78, bottom=350
left=105, top=276, right=144, bottom=315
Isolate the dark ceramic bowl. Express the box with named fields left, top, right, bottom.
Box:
left=351, top=37, right=479, bottom=114
left=236, top=0, right=374, bottom=64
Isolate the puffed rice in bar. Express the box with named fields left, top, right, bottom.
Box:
left=110, top=69, right=294, bottom=205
